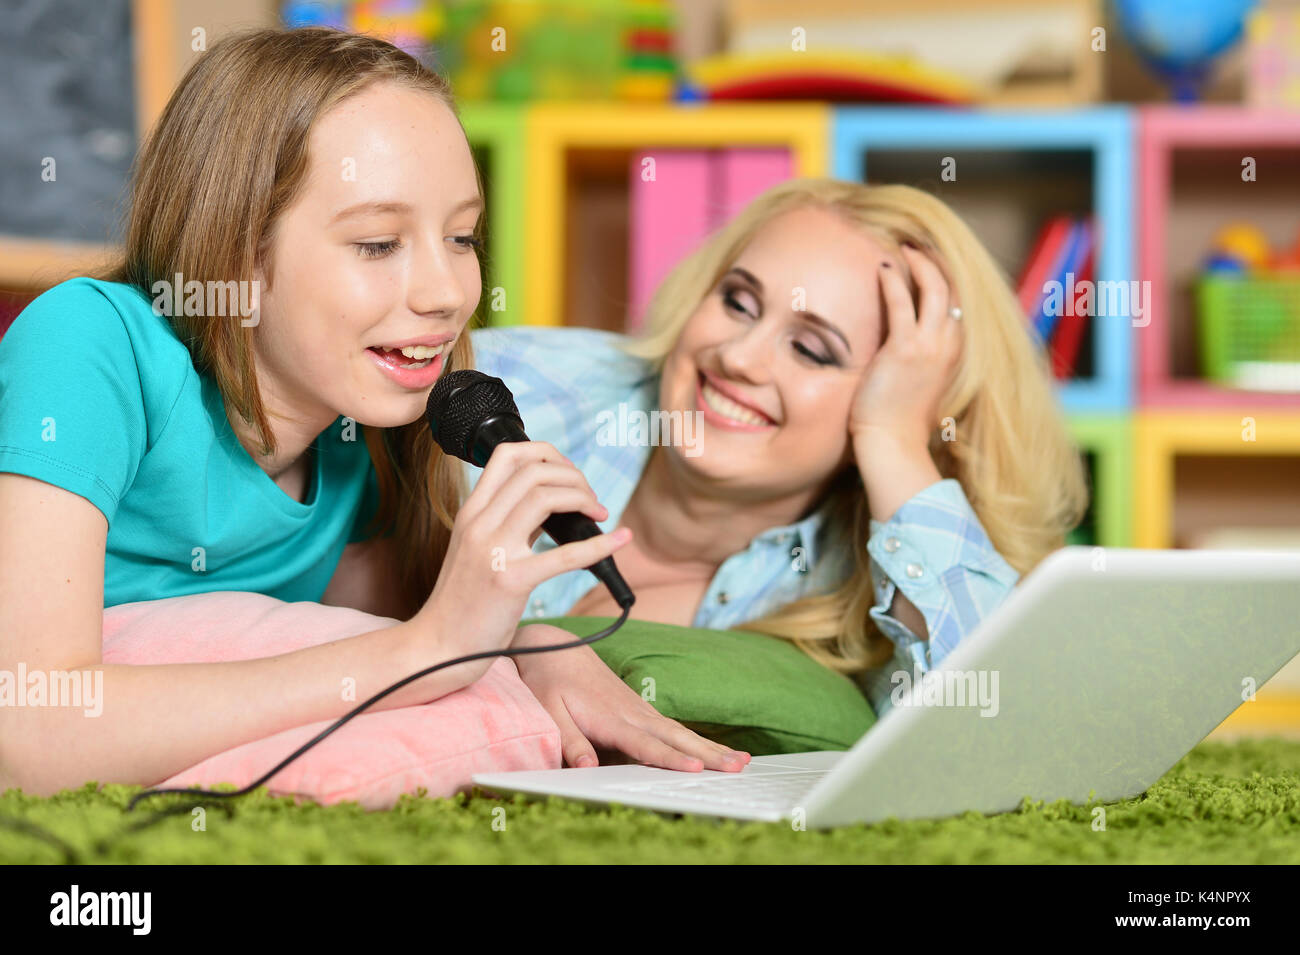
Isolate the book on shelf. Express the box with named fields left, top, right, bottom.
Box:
left=1015, top=214, right=1071, bottom=322
left=1015, top=214, right=1094, bottom=379
left=1050, top=218, right=1094, bottom=379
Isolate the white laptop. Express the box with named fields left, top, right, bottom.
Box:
left=474, top=546, right=1300, bottom=828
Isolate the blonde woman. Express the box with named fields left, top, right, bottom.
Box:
left=467, top=179, right=1089, bottom=769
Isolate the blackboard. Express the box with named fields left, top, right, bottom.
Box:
left=0, top=0, right=137, bottom=243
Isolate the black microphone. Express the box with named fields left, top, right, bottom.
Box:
left=426, top=369, right=635, bottom=610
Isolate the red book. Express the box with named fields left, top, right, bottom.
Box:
left=1016, top=215, right=1072, bottom=322
left=1050, top=219, right=1094, bottom=379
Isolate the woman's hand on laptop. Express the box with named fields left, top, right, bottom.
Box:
left=510, top=623, right=751, bottom=773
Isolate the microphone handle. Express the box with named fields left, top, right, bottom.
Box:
left=470, top=415, right=636, bottom=610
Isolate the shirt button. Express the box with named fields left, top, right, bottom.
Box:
left=717, top=591, right=730, bottom=605
left=905, top=563, right=924, bottom=579
left=884, top=537, right=901, bottom=553
left=531, top=599, right=546, bottom=615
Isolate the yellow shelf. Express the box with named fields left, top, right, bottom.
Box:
left=524, top=102, right=831, bottom=327
left=1134, top=411, right=1300, bottom=548
left=527, top=102, right=832, bottom=158
left=1207, top=691, right=1300, bottom=739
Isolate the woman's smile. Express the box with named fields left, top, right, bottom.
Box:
left=695, top=370, right=778, bottom=431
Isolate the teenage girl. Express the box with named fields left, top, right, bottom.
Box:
left=0, top=28, right=745, bottom=796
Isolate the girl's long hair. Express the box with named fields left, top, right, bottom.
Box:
left=622, top=178, right=1089, bottom=673
left=99, top=27, right=475, bottom=618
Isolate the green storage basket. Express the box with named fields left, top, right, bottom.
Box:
left=1197, top=275, right=1300, bottom=392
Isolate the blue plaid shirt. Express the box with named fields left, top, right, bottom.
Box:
left=467, top=325, right=1020, bottom=719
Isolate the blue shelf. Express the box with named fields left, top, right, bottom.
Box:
left=832, top=106, right=1135, bottom=413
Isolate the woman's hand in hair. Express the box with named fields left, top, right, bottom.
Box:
left=413, top=442, right=631, bottom=668
left=849, top=243, right=961, bottom=523
left=509, top=623, right=751, bottom=773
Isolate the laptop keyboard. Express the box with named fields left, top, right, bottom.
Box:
left=604, top=770, right=828, bottom=812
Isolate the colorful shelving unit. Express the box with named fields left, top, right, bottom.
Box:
left=832, top=106, right=1136, bottom=415
left=6, top=59, right=1299, bottom=562
left=523, top=103, right=830, bottom=329
left=1134, top=106, right=1300, bottom=549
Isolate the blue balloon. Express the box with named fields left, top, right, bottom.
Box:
left=1113, top=0, right=1258, bottom=101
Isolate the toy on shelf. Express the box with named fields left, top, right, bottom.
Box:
left=1112, top=0, right=1258, bottom=102
left=1197, top=223, right=1300, bottom=392
left=718, top=0, right=1103, bottom=105
left=282, top=1, right=442, bottom=60
left=621, top=1, right=677, bottom=101
left=445, top=0, right=675, bottom=101
left=1267, top=227, right=1300, bottom=272
left=282, top=1, right=677, bottom=101
left=1204, top=222, right=1271, bottom=272
left=682, top=51, right=978, bottom=105
left=354, top=0, right=443, bottom=57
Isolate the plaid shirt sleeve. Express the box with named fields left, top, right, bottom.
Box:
left=857, top=478, right=1020, bottom=718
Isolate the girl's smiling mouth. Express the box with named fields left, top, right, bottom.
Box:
left=366, top=343, right=448, bottom=388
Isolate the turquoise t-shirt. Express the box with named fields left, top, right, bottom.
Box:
left=0, top=277, right=377, bottom=608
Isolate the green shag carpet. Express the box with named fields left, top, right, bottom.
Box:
left=3, top=739, right=1299, bottom=864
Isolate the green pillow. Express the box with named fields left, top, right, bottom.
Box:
left=528, top=616, right=876, bottom=755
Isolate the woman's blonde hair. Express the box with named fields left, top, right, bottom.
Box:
left=621, top=178, right=1089, bottom=674
left=100, top=27, right=478, bottom=618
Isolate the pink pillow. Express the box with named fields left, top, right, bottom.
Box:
left=101, top=592, right=562, bottom=809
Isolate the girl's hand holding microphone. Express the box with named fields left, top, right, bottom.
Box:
left=410, top=440, right=630, bottom=685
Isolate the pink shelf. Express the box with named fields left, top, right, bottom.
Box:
left=1138, top=106, right=1300, bottom=409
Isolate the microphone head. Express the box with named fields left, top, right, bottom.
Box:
left=425, top=369, right=522, bottom=462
